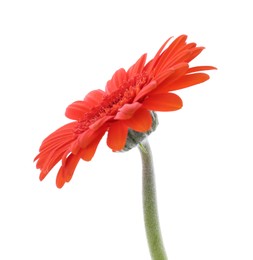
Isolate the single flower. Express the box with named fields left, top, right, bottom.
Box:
left=34, top=34, right=216, bottom=188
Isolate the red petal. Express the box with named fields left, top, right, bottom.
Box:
left=114, top=102, right=142, bottom=120
left=153, top=35, right=188, bottom=74
left=134, top=80, right=157, bottom=102
left=38, top=145, right=70, bottom=180
left=142, top=93, right=183, bottom=111
left=63, top=154, right=80, bottom=183
left=182, top=42, right=197, bottom=50
left=105, top=68, right=127, bottom=94
left=65, top=101, right=90, bottom=120
left=151, top=63, right=189, bottom=94
left=187, top=66, right=217, bottom=73
left=186, top=47, right=204, bottom=63
left=81, top=128, right=107, bottom=161
left=78, top=129, right=96, bottom=149
left=78, top=125, right=107, bottom=149
left=38, top=122, right=76, bottom=151
left=127, top=53, right=147, bottom=78
left=70, top=140, right=80, bottom=155
left=125, top=108, right=152, bottom=132
left=83, top=89, right=106, bottom=107
left=167, top=73, right=210, bottom=91
left=56, top=167, right=65, bottom=188
left=55, top=150, right=82, bottom=188
left=35, top=122, right=77, bottom=181
left=107, top=121, right=128, bottom=151
left=89, top=115, right=113, bottom=131
left=145, top=37, right=173, bottom=73
left=154, top=69, right=175, bottom=85
left=162, top=49, right=192, bottom=69
left=164, top=35, right=188, bottom=58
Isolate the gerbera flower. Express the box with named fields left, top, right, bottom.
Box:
left=34, top=34, right=216, bottom=188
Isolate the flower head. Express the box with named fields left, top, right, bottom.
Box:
left=34, top=35, right=216, bottom=188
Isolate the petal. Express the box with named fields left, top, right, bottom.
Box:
left=186, top=47, right=204, bottom=63
left=144, top=37, right=173, bottom=73
left=80, top=127, right=107, bottom=161
left=83, top=89, right=106, bottom=107
left=89, top=115, right=113, bottom=131
left=38, top=145, right=70, bottom=180
left=38, top=122, right=76, bottom=151
left=134, top=80, right=157, bottom=102
left=107, top=121, right=128, bottom=151
left=162, top=49, right=192, bottom=69
left=181, top=42, right=197, bottom=50
left=70, top=140, right=80, bottom=155
left=187, top=66, right=217, bottom=73
left=127, top=53, right=147, bottom=78
left=78, top=125, right=108, bottom=149
left=154, top=68, right=175, bottom=85
left=35, top=122, right=77, bottom=180
left=166, top=73, right=210, bottom=91
left=153, top=35, right=188, bottom=74
left=114, top=102, right=142, bottom=120
left=105, top=68, right=127, bottom=94
left=56, top=167, right=65, bottom=188
left=56, top=152, right=80, bottom=188
left=125, top=108, right=152, bottom=132
left=56, top=132, right=105, bottom=188
left=151, top=63, right=189, bottom=95
left=163, top=35, right=188, bottom=58
left=78, top=129, right=96, bottom=149
left=142, top=93, right=183, bottom=111
left=63, top=154, right=80, bottom=183
left=39, top=149, right=69, bottom=182
left=65, top=100, right=90, bottom=120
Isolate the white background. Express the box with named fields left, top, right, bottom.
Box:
left=0, top=0, right=252, bottom=259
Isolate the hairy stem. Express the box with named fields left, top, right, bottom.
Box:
left=138, top=138, right=168, bottom=260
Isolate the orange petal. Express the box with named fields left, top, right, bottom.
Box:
left=154, top=69, right=175, bottom=85
left=125, top=108, right=152, bottom=132
left=106, top=68, right=128, bottom=94
left=145, top=37, right=173, bottom=73
left=70, top=140, right=80, bottom=155
left=164, top=35, right=188, bottom=58
left=127, top=53, right=147, bottom=78
left=65, top=101, right=90, bottom=120
left=151, top=63, right=189, bottom=95
left=63, top=154, right=80, bottom=183
left=187, top=66, right=217, bottom=73
left=153, top=35, right=188, bottom=74
left=142, top=93, right=183, bottom=111
left=83, top=89, right=106, bottom=107
left=107, top=121, right=128, bottom=151
left=39, top=170, right=49, bottom=181
left=56, top=167, right=65, bottom=188
left=134, top=80, right=157, bottom=102
left=39, top=122, right=76, bottom=151
left=38, top=145, right=70, bottom=180
left=81, top=128, right=107, bottom=161
left=163, top=49, right=192, bottom=69
left=89, top=115, right=113, bottom=131
left=167, top=73, right=210, bottom=91
left=78, top=129, right=95, bottom=149
left=78, top=125, right=107, bottom=150
left=181, top=42, right=197, bottom=50
left=186, top=47, right=204, bottom=63
left=115, top=102, right=142, bottom=120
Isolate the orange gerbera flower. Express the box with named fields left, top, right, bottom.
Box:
left=34, top=35, right=216, bottom=188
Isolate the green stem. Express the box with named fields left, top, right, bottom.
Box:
left=138, top=138, right=168, bottom=260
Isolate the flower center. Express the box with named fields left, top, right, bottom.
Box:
left=74, top=73, right=149, bottom=134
